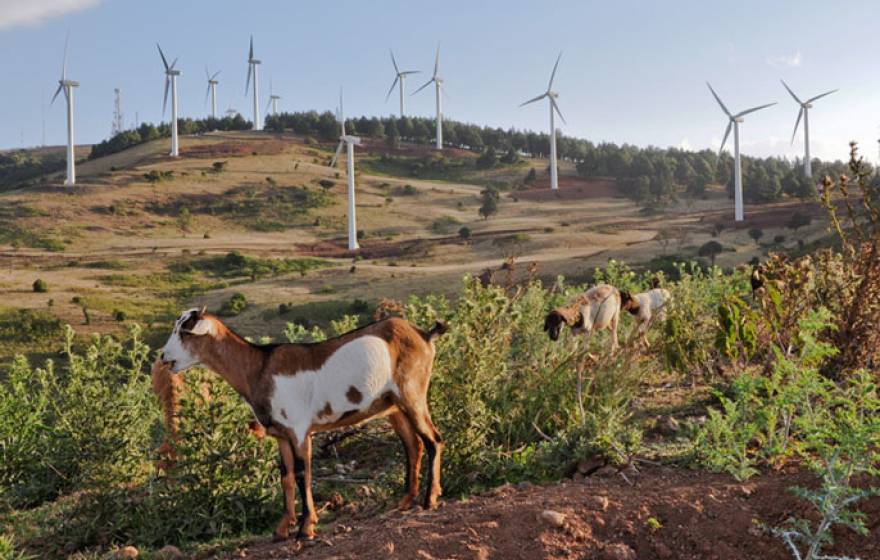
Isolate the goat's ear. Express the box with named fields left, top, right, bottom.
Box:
left=198, top=305, right=207, bottom=317
left=620, top=291, right=631, bottom=303
left=184, top=317, right=215, bottom=336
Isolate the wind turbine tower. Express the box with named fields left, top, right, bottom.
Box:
left=51, top=35, right=79, bottom=186
left=205, top=68, right=221, bottom=119
left=413, top=45, right=444, bottom=150
left=707, top=82, right=776, bottom=222
left=112, top=88, right=125, bottom=136
left=246, top=36, right=261, bottom=130
left=520, top=52, right=566, bottom=190
left=266, top=79, right=281, bottom=116
left=386, top=50, right=419, bottom=117
left=329, top=88, right=362, bottom=251
left=780, top=80, right=837, bottom=179
left=158, top=44, right=181, bottom=157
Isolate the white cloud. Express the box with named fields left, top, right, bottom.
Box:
left=766, top=51, right=802, bottom=68
left=0, top=0, right=101, bottom=30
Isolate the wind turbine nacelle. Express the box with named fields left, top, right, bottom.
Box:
left=734, top=117, right=744, bottom=123
left=249, top=59, right=261, bottom=65
left=804, top=103, right=813, bottom=109
left=342, top=135, right=361, bottom=145
left=61, top=80, right=80, bottom=87
left=167, top=70, right=181, bottom=76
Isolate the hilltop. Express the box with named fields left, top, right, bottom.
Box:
left=0, top=128, right=830, bottom=360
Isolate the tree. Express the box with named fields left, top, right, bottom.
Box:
left=177, top=207, right=192, bottom=234
left=458, top=226, right=471, bottom=240
left=748, top=227, right=764, bottom=246
left=787, top=211, right=812, bottom=233
left=698, top=240, right=723, bottom=266
left=479, top=187, right=500, bottom=219
left=524, top=168, right=537, bottom=184
left=384, top=119, right=400, bottom=149
left=476, top=146, right=498, bottom=169
left=500, top=147, right=519, bottom=164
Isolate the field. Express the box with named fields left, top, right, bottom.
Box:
left=0, top=130, right=877, bottom=560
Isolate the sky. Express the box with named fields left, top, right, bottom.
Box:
left=2, top=0, right=880, bottom=163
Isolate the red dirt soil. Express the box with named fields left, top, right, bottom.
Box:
left=517, top=177, right=622, bottom=201
left=217, top=465, right=879, bottom=560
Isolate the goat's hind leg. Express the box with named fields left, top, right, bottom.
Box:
left=401, top=404, right=443, bottom=510
left=272, top=438, right=297, bottom=542
left=294, top=436, right=319, bottom=540
left=388, top=409, right=424, bottom=510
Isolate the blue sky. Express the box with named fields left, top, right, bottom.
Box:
left=2, top=0, right=879, bottom=163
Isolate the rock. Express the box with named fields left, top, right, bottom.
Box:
left=602, top=542, right=636, bottom=560
left=328, top=491, right=345, bottom=510
left=541, top=509, right=566, bottom=528
left=110, top=546, right=139, bottom=559
left=655, top=415, right=680, bottom=436
left=335, top=463, right=347, bottom=475
left=155, top=545, right=183, bottom=560
left=739, top=483, right=757, bottom=497
left=516, top=480, right=534, bottom=490
left=587, top=495, right=610, bottom=512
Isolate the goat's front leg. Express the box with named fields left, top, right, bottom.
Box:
left=294, top=436, right=318, bottom=540
left=609, top=313, right=620, bottom=352
left=272, top=438, right=297, bottom=542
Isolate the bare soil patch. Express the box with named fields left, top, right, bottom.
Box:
left=181, top=140, right=289, bottom=159
left=222, top=465, right=879, bottom=560
left=517, top=177, right=622, bottom=201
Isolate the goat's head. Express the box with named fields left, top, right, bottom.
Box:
left=160, top=307, right=218, bottom=373
left=544, top=308, right=581, bottom=341
left=619, top=291, right=640, bottom=316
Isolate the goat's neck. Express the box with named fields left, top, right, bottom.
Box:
left=196, top=331, right=266, bottom=402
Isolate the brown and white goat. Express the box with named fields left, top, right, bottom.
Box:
left=543, top=283, right=621, bottom=351
left=159, top=308, right=447, bottom=541
left=619, top=288, right=671, bottom=346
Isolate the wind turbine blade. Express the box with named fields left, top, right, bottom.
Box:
left=433, top=44, right=440, bottom=77
left=400, top=70, right=420, bottom=76
left=780, top=79, right=802, bottom=105
left=519, top=93, right=547, bottom=107
left=169, top=57, right=178, bottom=71
left=706, top=82, right=731, bottom=117
left=249, top=36, right=254, bottom=60
left=212, top=70, right=221, bottom=81
left=51, top=83, right=64, bottom=105
left=163, top=77, right=170, bottom=116
left=385, top=75, right=399, bottom=101
left=205, top=83, right=211, bottom=107
left=205, top=66, right=210, bottom=81
left=735, top=102, right=777, bottom=118
left=390, top=49, right=400, bottom=74
left=412, top=78, right=433, bottom=95
left=245, top=64, right=252, bottom=96
left=62, top=32, right=69, bottom=80
left=339, top=86, right=344, bottom=121
left=791, top=107, right=803, bottom=145
left=157, top=43, right=169, bottom=70
left=718, top=121, right=732, bottom=160
left=330, top=140, right=344, bottom=167
left=806, top=89, right=838, bottom=103
left=547, top=51, right=562, bottom=91
left=265, top=98, right=272, bottom=113
left=551, top=97, right=567, bottom=125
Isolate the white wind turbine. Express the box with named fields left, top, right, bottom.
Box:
left=329, top=88, right=361, bottom=251
left=520, top=52, right=566, bottom=190
left=707, top=83, right=776, bottom=222
left=781, top=80, right=838, bottom=179
left=413, top=45, right=444, bottom=150
left=245, top=36, right=261, bottom=130
left=205, top=67, right=221, bottom=119
left=51, top=34, right=78, bottom=186
left=158, top=44, right=181, bottom=157
left=385, top=50, right=419, bottom=117
left=266, top=79, right=281, bottom=116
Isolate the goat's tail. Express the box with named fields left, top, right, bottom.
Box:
left=424, top=320, right=449, bottom=342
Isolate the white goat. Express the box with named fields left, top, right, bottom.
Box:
left=544, top=283, right=621, bottom=352
left=619, top=288, right=671, bottom=346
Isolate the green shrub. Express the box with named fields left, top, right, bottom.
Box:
left=31, top=279, right=47, bottom=293
left=219, top=292, right=247, bottom=316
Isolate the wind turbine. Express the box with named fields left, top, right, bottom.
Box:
left=520, top=52, right=566, bottom=190
left=781, top=80, right=837, bottom=178
left=385, top=50, right=419, bottom=117
left=329, top=88, right=361, bottom=251
left=245, top=36, right=261, bottom=130
left=707, top=82, right=776, bottom=222
left=158, top=44, right=181, bottom=157
left=413, top=44, right=444, bottom=150
left=266, top=79, right=281, bottom=116
left=205, top=67, right=221, bottom=119
left=51, top=34, right=78, bottom=186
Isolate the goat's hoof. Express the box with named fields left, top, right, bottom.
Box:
left=272, top=532, right=290, bottom=543
left=296, top=526, right=317, bottom=541
left=397, top=496, right=415, bottom=511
